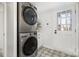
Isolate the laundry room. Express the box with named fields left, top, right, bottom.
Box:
left=0, top=2, right=79, bottom=57
left=17, top=2, right=79, bottom=57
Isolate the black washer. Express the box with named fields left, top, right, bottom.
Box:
left=22, top=6, right=37, bottom=25
left=22, top=37, right=37, bottom=56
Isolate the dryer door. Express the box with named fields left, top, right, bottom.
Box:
left=22, top=36, right=37, bottom=56
left=22, top=7, right=37, bottom=25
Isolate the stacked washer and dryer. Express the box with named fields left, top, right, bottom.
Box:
left=17, top=2, right=38, bottom=57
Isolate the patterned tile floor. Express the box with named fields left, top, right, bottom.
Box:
left=0, top=47, right=77, bottom=57
left=37, top=46, right=76, bottom=57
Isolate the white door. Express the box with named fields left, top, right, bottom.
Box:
left=52, top=3, right=77, bottom=55
left=0, top=3, right=4, bottom=56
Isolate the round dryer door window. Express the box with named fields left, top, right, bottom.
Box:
left=22, top=7, right=37, bottom=25
left=22, top=37, right=37, bottom=56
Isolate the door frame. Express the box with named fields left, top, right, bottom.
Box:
left=75, top=3, right=79, bottom=56
left=3, top=2, right=7, bottom=57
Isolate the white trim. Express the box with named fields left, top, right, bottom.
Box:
left=1, top=2, right=7, bottom=57
left=3, top=2, right=7, bottom=57
left=77, top=3, right=79, bottom=56
left=75, top=3, right=79, bottom=56
left=74, top=3, right=78, bottom=56
left=13, top=2, right=17, bottom=57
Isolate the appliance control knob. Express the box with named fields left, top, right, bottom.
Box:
left=21, top=39, right=23, bottom=42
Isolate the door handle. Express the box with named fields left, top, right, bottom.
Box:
left=54, top=30, right=57, bottom=34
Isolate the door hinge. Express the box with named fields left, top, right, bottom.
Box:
left=75, top=10, right=76, bottom=14
left=75, top=29, right=76, bottom=32
left=3, top=33, right=5, bottom=36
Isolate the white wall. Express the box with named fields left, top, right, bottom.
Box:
left=36, top=2, right=79, bottom=56
left=6, top=2, right=17, bottom=57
